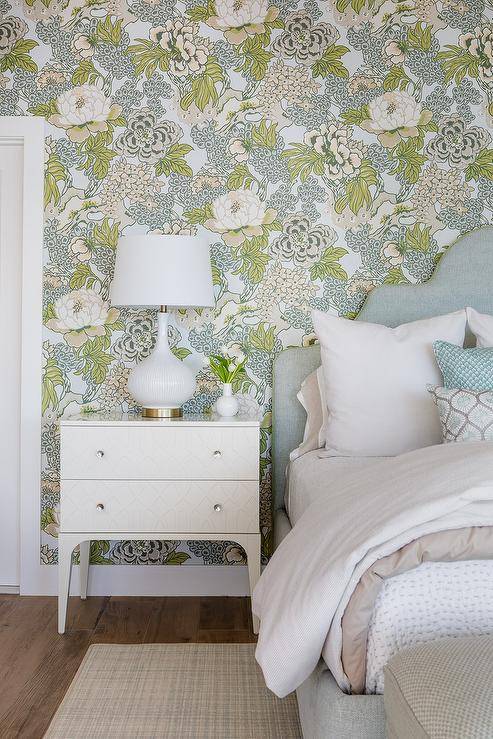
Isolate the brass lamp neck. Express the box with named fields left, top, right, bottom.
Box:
left=160, top=305, right=167, bottom=313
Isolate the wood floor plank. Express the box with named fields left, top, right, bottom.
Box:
left=144, top=596, right=200, bottom=643
left=91, top=596, right=165, bottom=644
left=0, top=595, right=256, bottom=738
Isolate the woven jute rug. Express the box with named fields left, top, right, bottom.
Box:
left=44, top=643, right=301, bottom=738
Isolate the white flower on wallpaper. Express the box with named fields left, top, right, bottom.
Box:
left=2, top=0, right=489, bottom=566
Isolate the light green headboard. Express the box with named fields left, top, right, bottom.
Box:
left=272, top=226, right=493, bottom=513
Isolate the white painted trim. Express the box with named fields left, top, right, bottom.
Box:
left=0, top=118, right=45, bottom=595
left=0, top=585, right=20, bottom=594
left=25, top=563, right=251, bottom=597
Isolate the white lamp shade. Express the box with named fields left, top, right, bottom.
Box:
left=110, top=234, right=215, bottom=308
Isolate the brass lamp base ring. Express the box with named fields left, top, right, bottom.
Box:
left=142, top=407, right=182, bottom=419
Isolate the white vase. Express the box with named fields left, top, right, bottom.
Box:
left=216, top=383, right=239, bottom=417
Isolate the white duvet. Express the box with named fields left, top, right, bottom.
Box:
left=252, top=441, right=493, bottom=697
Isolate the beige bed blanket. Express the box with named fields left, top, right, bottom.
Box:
left=253, top=441, right=493, bottom=697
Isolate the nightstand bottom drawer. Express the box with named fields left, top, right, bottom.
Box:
left=61, top=480, right=259, bottom=534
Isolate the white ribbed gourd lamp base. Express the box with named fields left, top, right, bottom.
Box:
left=127, top=311, right=196, bottom=418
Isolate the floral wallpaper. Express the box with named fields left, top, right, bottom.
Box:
left=4, top=0, right=493, bottom=567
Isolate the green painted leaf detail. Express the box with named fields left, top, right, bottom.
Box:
left=96, top=16, right=122, bottom=45
left=383, top=66, right=411, bottom=92
left=165, top=551, right=191, bottom=564
left=249, top=323, right=276, bottom=352
left=406, top=223, right=431, bottom=252
left=251, top=121, right=277, bottom=149
left=181, top=57, right=224, bottom=111
left=389, top=139, right=427, bottom=184
left=312, top=44, right=350, bottom=79
left=407, top=22, right=432, bottom=51
left=45, top=152, right=68, bottom=208
left=127, top=38, right=170, bottom=78
left=281, top=144, right=326, bottom=181
left=233, top=238, right=271, bottom=283
left=93, top=218, right=119, bottom=249
left=384, top=267, right=409, bottom=284
left=0, top=38, right=38, bottom=73
left=341, top=105, right=369, bottom=125
left=42, top=358, right=65, bottom=413
left=437, top=45, right=480, bottom=84
left=155, top=144, right=194, bottom=177
left=78, top=134, right=117, bottom=180
left=235, top=36, right=273, bottom=81
left=77, top=337, right=114, bottom=385
left=227, top=163, right=256, bottom=190
left=183, top=203, right=214, bottom=225
left=310, top=246, right=348, bottom=281
left=72, top=60, right=100, bottom=85
left=171, top=346, right=192, bottom=361
left=465, top=149, right=493, bottom=181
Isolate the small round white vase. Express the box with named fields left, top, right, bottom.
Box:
left=216, top=383, right=239, bottom=417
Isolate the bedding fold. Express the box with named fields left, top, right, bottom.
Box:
left=252, top=441, right=493, bottom=697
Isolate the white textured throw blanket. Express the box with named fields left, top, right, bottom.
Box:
left=253, top=442, right=493, bottom=697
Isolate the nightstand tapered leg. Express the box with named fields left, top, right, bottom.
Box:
left=240, top=533, right=261, bottom=634
left=58, top=534, right=74, bottom=634
left=79, top=540, right=90, bottom=600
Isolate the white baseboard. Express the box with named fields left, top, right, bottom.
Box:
left=0, top=585, right=20, bottom=594
left=21, top=564, right=251, bottom=597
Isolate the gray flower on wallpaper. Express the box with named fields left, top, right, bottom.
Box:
left=113, top=313, right=155, bottom=362
left=271, top=213, right=334, bottom=266
left=115, top=108, right=182, bottom=163
left=187, top=540, right=234, bottom=565
left=111, top=539, right=178, bottom=565
left=0, top=16, right=27, bottom=57
left=273, top=11, right=338, bottom=65
left=426, top=117, right=491, bottom=168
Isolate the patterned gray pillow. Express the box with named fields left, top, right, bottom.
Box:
left=428, top=386, right=493, bottom=442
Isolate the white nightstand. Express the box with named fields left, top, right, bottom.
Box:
left=58, top=413, right=261, bottom=634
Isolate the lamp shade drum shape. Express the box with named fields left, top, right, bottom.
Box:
left=110, top=234, right=214, bottom=308
left=110, top=235, right=215, bottom=417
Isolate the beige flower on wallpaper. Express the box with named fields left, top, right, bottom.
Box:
left=72, top=33, right=95, bottom=59
left=70, top=237, right=92, bottom=263
left=459, top=25, right=493, bottom=85
left=362, top=91, right=432, bottom=147
left=207, top=0, right=279, bottom=45
left=150, top=19, right=211, bottom=76
left=304, top=123, right=366, bottom=180
left=205, top=189, right=277, bottom=246
left=380, top=241, right=404, bottom=267
left=48, top=84, right=122, bottom=142
left=46, top=288, right=120, bottom=348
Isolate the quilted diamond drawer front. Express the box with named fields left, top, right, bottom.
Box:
left=60, top=426, right=259, bottom=481
left=61, top=480, right=259, bottom=534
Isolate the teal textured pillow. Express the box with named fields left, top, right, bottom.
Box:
left=428, top=386, right=493, bottom=442
left=433, top=341, right=493, bottom=390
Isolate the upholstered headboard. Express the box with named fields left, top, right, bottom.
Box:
left=272, top=226, right=493, bottom=513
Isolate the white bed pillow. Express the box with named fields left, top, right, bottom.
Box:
left=467, top=307, right=493, bottom=347
left=312, top=309, right=467, bottom=457
left=290, top=366, right=328, bottom=461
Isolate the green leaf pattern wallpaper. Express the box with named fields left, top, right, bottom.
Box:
left=5, top=0, right=493, bottom=566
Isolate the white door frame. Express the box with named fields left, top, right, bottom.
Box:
left=0, top=117, right=45, bottom=594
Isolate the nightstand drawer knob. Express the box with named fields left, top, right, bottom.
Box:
left=213, top=503, right=222, bottom=512
left=96, top=450, right=105, bottom=458
left=213, top=450, right=222, bottom=458
left=96, top=503, right=105, bottom=511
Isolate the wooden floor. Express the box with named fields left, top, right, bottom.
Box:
left=0, top=595, right=256, bottom=738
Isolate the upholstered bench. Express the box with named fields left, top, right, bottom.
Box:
left=384, top=635, right=493, bottom=739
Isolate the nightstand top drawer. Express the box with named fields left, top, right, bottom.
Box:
left=61, top=425, right=259, bottom=481
left=60, top=412, right=260, bottom=427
